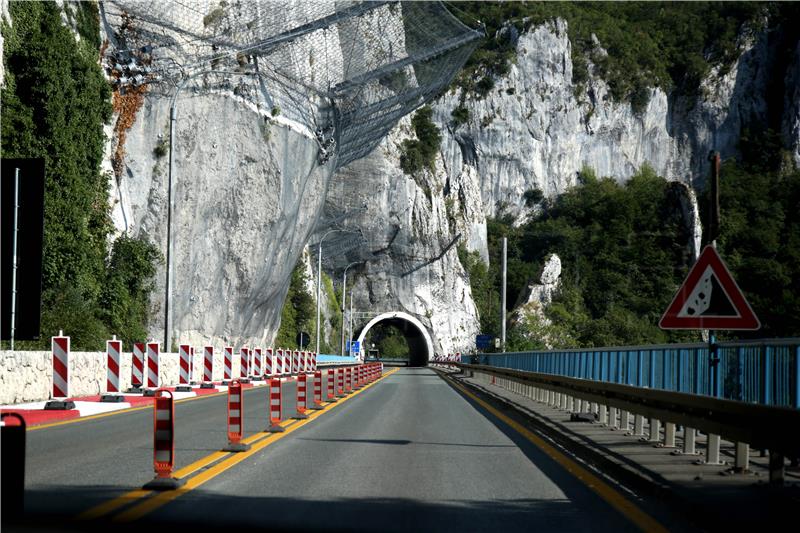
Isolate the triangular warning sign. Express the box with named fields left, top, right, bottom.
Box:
left=659, top=245, right=760, bottom=330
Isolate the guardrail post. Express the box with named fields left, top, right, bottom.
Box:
left=646, top=418, right=661, bottom=443
left=769, top=451, right=784, bottom=484
left=682, top=427, right=696, bottom=454
left=734, top=442, right=749, bottom=472
left=663, top=422, right=676, bottom=448
left=620, top=410, right=630, bottom=432
left=631, top=414, right=645, bottom=436
left=706, top=433, right=722, bottom=464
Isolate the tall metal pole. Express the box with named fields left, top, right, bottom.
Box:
left=341, top=268, right=347, bottom=356
left=501, top=237, right=507, bottom=352
left=316, top=239, right=324, bottom=353
left=10, top=168, right=20, bottom=350
left=340, top=261, right=363, bottom=356
left=349, top=287, right=354, bottom=354
left=164, top=103, right=176, bottom=352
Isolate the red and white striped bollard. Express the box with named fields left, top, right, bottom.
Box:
left=267, top=378, right=284, bottom=432
left=224, top=380, right=250, bottom=452
left=143, top=389, right=185, bottom=490
left=223, top=346, right=233, bottom=383
left=295, top=374, right=309, bottom=419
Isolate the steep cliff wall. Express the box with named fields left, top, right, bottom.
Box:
left=113, top=89, right=330, bottom=349
left=325, top=16, right=797, bottom=352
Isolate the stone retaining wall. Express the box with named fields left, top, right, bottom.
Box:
left=0, top=349, right=247, bottom=405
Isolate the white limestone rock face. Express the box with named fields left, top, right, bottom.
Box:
left=328, top=116, right=482, bottom=355
left=115, top=91, right=332, bottom=349
left=516, top=254, right=562, bottom=315
left=432, top=18, right=789, bottom=226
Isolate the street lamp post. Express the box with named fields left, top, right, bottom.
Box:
left=315, top=228, right=355, bottom=354
left=340, top=261, right=364, bottom=355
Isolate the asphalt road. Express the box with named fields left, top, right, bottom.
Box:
left=18, top=368, right=648, bottom=532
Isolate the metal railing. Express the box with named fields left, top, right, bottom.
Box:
left=464, top=339, right=800, bottom=409
left=449, top=362, right=800, bottom=484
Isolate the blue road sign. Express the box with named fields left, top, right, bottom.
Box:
left=476, top=334, right=493, bottom=349
left=348, top=340, right=360, bottom=355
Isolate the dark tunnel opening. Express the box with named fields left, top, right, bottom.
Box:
left=361, top=318, right=429, bottom=367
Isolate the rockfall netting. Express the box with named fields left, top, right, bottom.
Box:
left=101, top=0, right=480, bottom=170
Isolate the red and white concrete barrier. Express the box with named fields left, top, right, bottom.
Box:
left=224, top=346, right=233, bottom=382
left=224, top=380, right=250, bottom=452
left=143, top=389, right=184, bottom=490
left=52, top=333, right=69, bottom=399
left=146, top=342, right=160, bottom=388
left=203, top=346, right=214, bottom=384
left=240, top=347, right=250, bottom=380
left=179, top=344, right=191, bottom=385
left=106, top=338, right=121, bottom=394
left=253, top=347, right=263, bottom=378
left=131, top=342, right=145, bottom=390
left=265, top=348, right=273, bottom=377
left=267, top=378, right=284, bottom=432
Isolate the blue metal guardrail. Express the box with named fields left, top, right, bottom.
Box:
left=464, top=338, right=800, bottom=409
left=317, top=354, right=359, bottom=364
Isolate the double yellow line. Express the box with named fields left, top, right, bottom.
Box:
left=78, top=368, right=399, bottom=523
left=439, top=371, right=668, bottom=533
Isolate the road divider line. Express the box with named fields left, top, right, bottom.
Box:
left=110, top=367, right=397, bottom=522
left=76, top=490, right=153, bottom=521
left=440, top=372, right=667, bottom=533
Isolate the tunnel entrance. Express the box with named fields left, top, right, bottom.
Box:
left=356, top=312, right=433, bottom=367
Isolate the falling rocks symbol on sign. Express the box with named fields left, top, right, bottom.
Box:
left=679, top=269, right=738, bottom=318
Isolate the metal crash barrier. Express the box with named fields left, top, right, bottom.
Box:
left=452, top=362, right=800, bottom=484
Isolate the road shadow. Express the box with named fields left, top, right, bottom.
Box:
left=9, top=488, right=638, bottom=533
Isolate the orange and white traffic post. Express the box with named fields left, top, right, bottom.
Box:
left=143, top=389, right=185, bottom=490
left=224, top=380, right=250, bottom=452
left=294, top=374, right=309, bottom=419
left=326, top=368, right=338, bottom=403
left=267, top=378, right=285, bottom=432
left=311, top=371, right=324, bottom=409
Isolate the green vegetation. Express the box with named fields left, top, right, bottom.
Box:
left=701, top=131, right=800, bottom=339
left=449, top=2, right=786, bottom=111
left=464, top=154, right=800, bottom=350
left=275, top=263, right=316, bottom=349
left=1, top=1, right=160, bottom=349
left=399, top=105, right=441, bottom=177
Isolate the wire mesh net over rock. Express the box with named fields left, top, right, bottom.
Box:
left=101, top=0, right=481, bottom=170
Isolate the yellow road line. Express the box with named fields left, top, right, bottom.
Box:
left=80, top=369, right=396, bottom=522
left=77, top=489, right=153, bottom=520
left=113, top=368, right=398, bottom=522
left=442, top=373, right=667, bottom=533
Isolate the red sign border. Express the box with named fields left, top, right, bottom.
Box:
left=659, top=245, right=760, bottom=330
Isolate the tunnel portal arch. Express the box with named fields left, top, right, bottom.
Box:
left=356, top=312, right=434, bottom=367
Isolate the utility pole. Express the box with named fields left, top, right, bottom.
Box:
left=501, top=237, right=507, bottom=352
left=10, top=168, right=20, bottom=350
left=707, top=152, right=721, bottom=397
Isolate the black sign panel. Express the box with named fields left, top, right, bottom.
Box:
left=296, top=331, right=310, bottom=349
left=1, top=159, right=45, bottom=340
